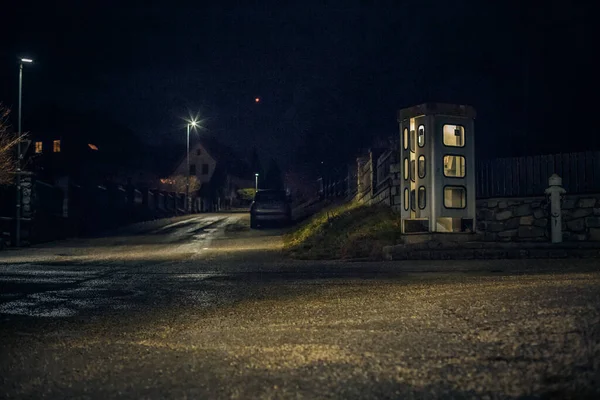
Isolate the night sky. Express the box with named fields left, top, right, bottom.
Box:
left=1, top=0, right=597, bottom=173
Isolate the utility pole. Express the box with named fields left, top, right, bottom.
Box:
left=15, top=58, right=32, bottom=247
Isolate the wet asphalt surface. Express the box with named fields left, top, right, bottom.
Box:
left=0, top=213, right=599, bottom=399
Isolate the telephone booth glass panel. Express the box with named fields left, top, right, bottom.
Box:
left=443, top=155, right=466, bottom=177
left=418, top=155, right=426, bottom=178
left=444, top=186, right=466, bottom=208
left=418, top=125, right=425, bottom=147
left=443, top=125, right=465, bottom=147
left=418, top=186, right=426, bottom=209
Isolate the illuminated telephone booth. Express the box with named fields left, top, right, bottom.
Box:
left=397, top=103, right=476, bottom=233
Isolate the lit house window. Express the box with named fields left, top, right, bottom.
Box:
left=443, top=125, right=465, bottom=147
left=53, top=140, right=61, bottom=153
left=443, top=155, right=466, bottom=177
left=444, top=186, right=466, bottom=209
left=35, top=142, right=42, bottom=153
left=417, top=125, right=425, bottom=147
left=202, top=164, right=209, bottom=175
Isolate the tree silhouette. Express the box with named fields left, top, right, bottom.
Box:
left=0, top=105, right=21, bottom=185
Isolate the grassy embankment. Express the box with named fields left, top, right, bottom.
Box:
left=284, top=202, right=403, bottom=260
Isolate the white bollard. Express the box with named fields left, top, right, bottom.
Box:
left=544, top=174, right=566, bottom=244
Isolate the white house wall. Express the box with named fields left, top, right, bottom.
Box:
left=173, top=143, right=217, bottom=185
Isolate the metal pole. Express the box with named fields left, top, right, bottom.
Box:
left=186, top=124, right=190, bottom=213
left=255, top=174, right=258, bottom=192
left=15, top=63, right=23, bottom=247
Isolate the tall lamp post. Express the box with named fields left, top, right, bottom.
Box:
left=15, top=57, right=33, bottom=247
left=255, top=173, right=259, bottom=192
left=186, top=119, right=198, bottom=213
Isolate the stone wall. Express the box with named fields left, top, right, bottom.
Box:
left=476, top=194, right=600, bottom=242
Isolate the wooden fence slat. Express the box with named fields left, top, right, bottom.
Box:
left=495, top=159, right=502, bottom=197
left=570, top=152, right=579, bottom=193
left=483, top=161, right=489, bottom=198
left=573, top=152, right=580, bottom=193
left=489, top=160, right=494, bottom=197
left=561, top=153, right=570, bottom=192
left=518, top=157, right=523, bottom=195
left=476, top=161, right=483, bottom=198
left=549, top=154, right=556, bottom=179
left=584, top=151, right=593, bottom=192
left=540, top=155, right=550, bottom=191
left=579, top=152, right=584, bottom=192
left=526, top=156, right=534, bottom=196
left=509, top=158, right=516, bottom=196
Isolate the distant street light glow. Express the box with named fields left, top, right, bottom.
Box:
left=255, top=97, right=260, bottom=103
left=21, top=58, right=33, bottom=63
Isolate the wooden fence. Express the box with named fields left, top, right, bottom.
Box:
left=476, top=151, right=600, bottom=198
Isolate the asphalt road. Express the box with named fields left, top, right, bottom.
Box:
left=1, top=213, right=599, bottom=399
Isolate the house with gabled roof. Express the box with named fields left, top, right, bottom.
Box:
left=170, top=136, right=254, bottom=211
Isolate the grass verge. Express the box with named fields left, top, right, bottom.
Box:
left=284, top=202, right=403, bottom=260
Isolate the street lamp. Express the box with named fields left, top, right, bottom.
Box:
left=15, top=57, right=33, bottom=247
left=186, top=119, right=198, bottom=213
left=255, top=173, right=259, bottom=192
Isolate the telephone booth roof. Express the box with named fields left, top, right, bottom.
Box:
left=398, top=103, right=476, bottom=121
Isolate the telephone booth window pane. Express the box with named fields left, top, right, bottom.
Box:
left=443, top=125, right=465, bottom=147
left=403, top=128, right=409, bottom=150
left=410, top=160, right=415, bottom=182
left=403, top=188, right=409, bottom=211
left=444, top=186, right=467, bottom=209
left=418, top=125, right=425, bottom=147
left=409, top=130, right=416, bottom=153
left=403, top=158, right=409, bottom=180
left=443, top=155, right=466, bottom=177
left=418, top=186, right=426, bottom=209
left=410, top=189, right=416, bottom=211
left=418, top=155, right=426, bottom=178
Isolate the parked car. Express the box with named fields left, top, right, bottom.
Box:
left=250, top=190, right=292, bottom=229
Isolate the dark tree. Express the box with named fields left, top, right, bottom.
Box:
left=264, top=158, right=284, bottom=190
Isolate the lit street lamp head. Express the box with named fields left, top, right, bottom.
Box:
left=20, top=58, right=33, bottom=63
